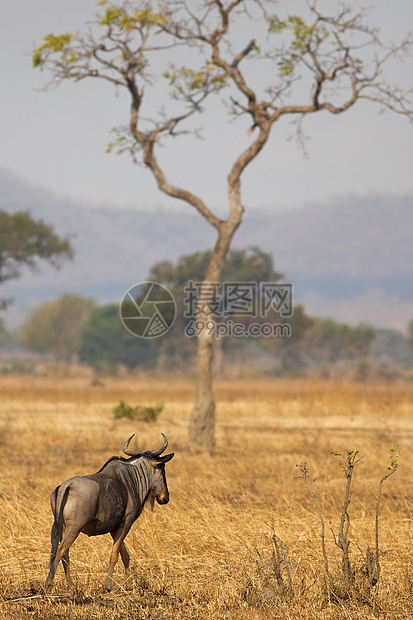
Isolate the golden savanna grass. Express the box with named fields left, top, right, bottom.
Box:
left=0, top=375, right=412, bottom=619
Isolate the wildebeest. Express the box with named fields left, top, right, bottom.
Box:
left=45, top=433, right=174, bottom=591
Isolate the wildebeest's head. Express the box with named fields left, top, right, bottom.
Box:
left=123, top=432, right=174, bottom=508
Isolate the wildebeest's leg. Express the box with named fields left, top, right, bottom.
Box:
left=119, top=541, right=132, bottom=587
left=62, top=548, right=73, bottom=588
left=45, top=528, right=79, bottom=591
left=119, top=541, right=130, bottom=572
left=105, top=525, right=131, bottom=591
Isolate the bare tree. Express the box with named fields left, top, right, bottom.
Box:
left=33, top=1, right=413, bottom=450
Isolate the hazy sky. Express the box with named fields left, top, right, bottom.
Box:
left=2, top=0, right=413, bottom=214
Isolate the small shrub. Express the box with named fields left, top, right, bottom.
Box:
left=0, top=359, right=35, bottom=375
left=90, top=378, right=104, bottom=387
left=296, top=447, right=399, bottom=601
left=112, top=400, right=163, bottom=422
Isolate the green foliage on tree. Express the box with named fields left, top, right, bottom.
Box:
left=78, top=304, right=159, bottom=372
left=261, top=313, right=375, bottom=376
left=150, top=246, right=285, bottom=367
left=150, top=246, right=282, bottom=289
left=0, top=210, right=73, bottom=306
left=407, top=319, right=413, bottom=349
left=305, top=318, right=375, bottom=364
left=267, top=304, right=314, bottom=371
left=151, top=245, right=282, bottom=328
left=0, top=318, right=8, bottom=348
left=18, top=294, right=95, bottom=362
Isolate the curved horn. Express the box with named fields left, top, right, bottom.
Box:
left=123, top=434, right=141, bottom=456
left=150, top=433, right=168, bottom=458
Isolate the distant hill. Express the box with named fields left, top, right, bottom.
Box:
left=1, top=167, right=412, bottom=331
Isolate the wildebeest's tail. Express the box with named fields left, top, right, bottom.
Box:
left=49, top=485, right=70, bottom=566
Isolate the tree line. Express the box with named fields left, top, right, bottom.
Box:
left=6, top=247, right=376, bottom=378
left=0, top=211, right=376, bottom=378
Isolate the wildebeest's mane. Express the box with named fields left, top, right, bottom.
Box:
left=94, top=455, right=121, bottom=473
left=94, top=453, right=146, bottom=474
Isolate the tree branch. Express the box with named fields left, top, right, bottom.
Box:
left=231, top=38, right=256, bottom=68
left=141, top=138, right=223, bottom=230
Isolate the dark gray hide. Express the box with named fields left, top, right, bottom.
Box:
left=45, top=433, right=174, bottom=591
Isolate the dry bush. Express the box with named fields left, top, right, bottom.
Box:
left=0, top=375, right=412, bottom=619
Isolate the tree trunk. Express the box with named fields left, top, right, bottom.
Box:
left=188, top=329, right=216, bottom=451
left=213, top=336, right=225, bottom=379
left=188, top=218, right=241, bottom=451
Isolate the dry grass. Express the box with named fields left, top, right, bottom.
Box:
left=0, top=374, right=412, bottom=619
